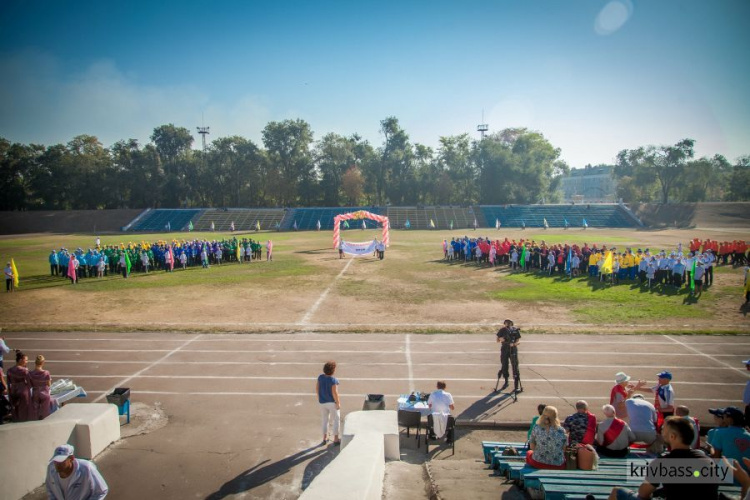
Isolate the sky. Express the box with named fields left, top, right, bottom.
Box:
left=1, top=0, right=749, bottom=167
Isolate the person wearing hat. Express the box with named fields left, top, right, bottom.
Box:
left=610, top=372, right=636, bottom=419
left=46, top=444, right=108, bottom=499
left=635, top=371, right=675, bottom=430
left=708, top=407, right=750, bottom=473
left=706, top=407, right=729, bottom=451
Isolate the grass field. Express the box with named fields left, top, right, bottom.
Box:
left=0, top=227, right=747, bottom=334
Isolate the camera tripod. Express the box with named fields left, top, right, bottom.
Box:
left=494, top=347, right=523, bottom=401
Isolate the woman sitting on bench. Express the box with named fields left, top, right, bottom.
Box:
left=526, top=406, right=568, bottom=469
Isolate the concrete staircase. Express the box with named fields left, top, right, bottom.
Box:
left=425, top=459, right=525, bottom=500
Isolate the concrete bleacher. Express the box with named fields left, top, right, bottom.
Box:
left=300, top=410, right=399, bottom=500
left=0, top=403, right=120, bottom=500
left=286, top=207, right=386, bottom=231
left=479, top=204, right=641, bottom=228
left=484, top=441, right=741, bottom=500
left=192, top=208, right=286, bottom=232
left=386, top=206, right=480, bottom=230
left=128, top=209, right=203, bottom=232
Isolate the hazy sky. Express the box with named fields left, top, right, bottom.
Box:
left=1, top=0, right=748, bottom=166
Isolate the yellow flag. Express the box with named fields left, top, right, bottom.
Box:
left=429, top=219, right=435, bottom=228
left=601, top=251, right=613, bottom=274
left=11, top=258, right=19, bottom=288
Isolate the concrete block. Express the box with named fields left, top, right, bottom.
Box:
left=300, top=433, right=385, bottom=500
left=0, top=403, right=119, bottom=500
left=341, top=410, right=399, bottom=461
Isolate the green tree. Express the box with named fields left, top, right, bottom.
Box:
left=377, top=117, right=415, bottom=205
left=438, top=134, right=475, bottom=204
left=341, top=166, right=365, bottom=205
left=475, top=128, right=561, bottom=204
left=726, top=156, right=750, bottom=201
left=262, top=119, right=314, bottom=206
left=150, top=124, right=194, bottom=207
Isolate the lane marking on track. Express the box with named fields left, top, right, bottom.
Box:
left=92, top=334, right=202, bottom=403
left=42, top=360, right=748, bottom=370
left=663, top=335, right=750, bottom=378
left=29, top=348, right=746, bottom=357
left=298, top=257, right=353, bottom=325
left=8, top=336, right=750, bottom=346
left=52, top=374, right=745, bottom=386
left=9, top=321, right=749, bottom=329
left=79, top=391, right=745, bottom=403
left=405, top=334, right=414, bottom=392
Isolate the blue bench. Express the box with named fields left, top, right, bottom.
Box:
left=481, top=441, right=527, bottom=464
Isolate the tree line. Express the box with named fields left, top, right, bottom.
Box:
left=612, top=139, right=749, bottom=204
left=1, top=117, right=747, bottom=211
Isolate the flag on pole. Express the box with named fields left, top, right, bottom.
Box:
left=124, top=250, right=132, bottom=275
left=405, top=219, right=411, bottom=229
left=473, top=218, right=478, bottom=229
left=188, top=221, right=194, bottom=231
left=601, top=251, right=613, bottom=275
left=449, top=220, right=454, bottom=230
left=429, top=219, right=435, bottom=229
left=582, top=218, right=588, bottom=228
left=690, top=259, right=697, bottom=291
left=256, top=220, right=261, bottom=231
left=495, top=218, right=500, bottom=229
left=564, top=218, right=569, bottom=227
left=361, top=220, right=366, bottom=229
left=343, top=220, right=349, bottom=229
left=520, top=245, right=527, bottom=269
left=236, top=242, right=241, bottom=262
left=168, top=246, right=174, bottom=271
left=316, top=220, right=321, bottom=231
left=10, top=258, right=19, bottom=288
left=543, top=218, right=549, bottom=228
left=293, top=220, right=298, bottom=230
left=566, top=247, right=572, bottom=275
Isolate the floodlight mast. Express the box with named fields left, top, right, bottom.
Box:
left=477, top=110, right=489, bottom=140
left=197, top=126, right=210, bottom=152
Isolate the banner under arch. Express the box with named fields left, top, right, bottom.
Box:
left=333, top=210, right=390, bottom=249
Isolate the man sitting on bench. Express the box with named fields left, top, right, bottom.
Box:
left=596, top=404, right=635, bottom=458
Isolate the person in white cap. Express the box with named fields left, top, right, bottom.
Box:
left=610, top=372, right=636, bottom=420
left=46, top=444, right=108, bottom=500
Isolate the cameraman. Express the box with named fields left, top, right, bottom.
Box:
left=496, top=319, right=521, bottom=391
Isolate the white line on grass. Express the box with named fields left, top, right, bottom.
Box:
left=663, top=335, right=750, bottom=378
left=298, top=257, right=354, bottom=325
left=405, top=334, right=414, bottom=392
left=92, top=334, right=203, bottom=403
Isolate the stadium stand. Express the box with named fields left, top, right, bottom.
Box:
left=479, top=204, right=642, bottom=228
left=284, top=207, right=387, bottom=230
left=483, top=441, right=741, bottom=500
left=192, top=208, right=286, bottom=231
left=120, top=203, right=642, bottom=232
left=386, top=206, right=482, bottom=230
left=129, top=209, right=203, bottom=232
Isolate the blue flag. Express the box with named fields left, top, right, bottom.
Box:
left=566, top=247, right=572, bottom=275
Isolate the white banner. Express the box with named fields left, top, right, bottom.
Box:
left=341, top=240, right=378, bottom=256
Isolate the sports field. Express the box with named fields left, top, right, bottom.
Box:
left=1, top=227, right=748, bottom=334
left=2, top=226, right=749, bottom=499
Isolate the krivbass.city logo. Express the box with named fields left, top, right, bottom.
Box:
left=628, top=458, right=733, bottom=484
